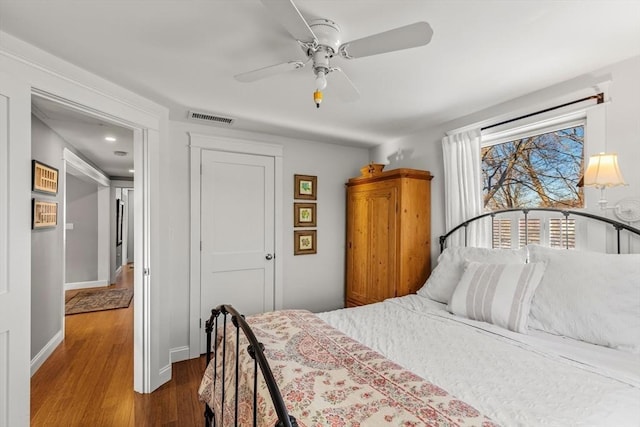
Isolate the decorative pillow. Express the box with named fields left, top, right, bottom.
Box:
left=417, top=246, right=527, bottom=304
left=448, top=261, right=546, bottom=333
left=527, top=245, right=640, bottom=352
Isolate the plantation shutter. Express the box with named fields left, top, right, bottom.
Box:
left=492, top=218, right=512, bottom=249
left=519, top=218, right=541, bottom=247
left=549, top=218, right=576, bottom=249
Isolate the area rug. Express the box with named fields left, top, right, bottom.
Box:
left=65, top=288, right=133, bottom=315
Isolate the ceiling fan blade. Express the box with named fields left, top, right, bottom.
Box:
left=234, top=61, right=305, bottom=82
left=260, top=0, right=317, bottom=43
left=328, top=68, right=360, bottom=102
left=233, top=61, right=305, bottom=83
left=339, top=22, right=433, bottom=59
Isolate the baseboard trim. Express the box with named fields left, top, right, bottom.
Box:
left=64, top=279, right=109, bottom=291
left=159, top=363, right=172, bottom=385
left=170, top=346, right=190, bottom=364
left=31, top=330, right=63, bottom=376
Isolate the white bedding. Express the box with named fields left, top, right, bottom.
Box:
left=317, top=294, right=640, bottom=426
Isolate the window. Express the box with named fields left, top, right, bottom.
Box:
left=482, top=124, right=584, bottom=210
left=482, top=119, right=584, bottom=250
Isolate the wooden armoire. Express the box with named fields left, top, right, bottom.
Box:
left=345, top=168, right=432, bottom=307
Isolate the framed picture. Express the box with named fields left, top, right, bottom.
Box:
left=294, top=203, right=317, bottom=227
left=32, top=160, right=59, bottom=195
left=294, top=174, right=317, bottom=200
left=294, top=230, right=317, bottom=255
left=116, top=199, right=124, bottom=246
left=32, top=199, right=58, bottom=229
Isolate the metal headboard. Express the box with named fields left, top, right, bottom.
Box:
left=439, top=208, right=640, bottom=254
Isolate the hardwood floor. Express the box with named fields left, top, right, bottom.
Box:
left=31, top=264, right=206, bottom=426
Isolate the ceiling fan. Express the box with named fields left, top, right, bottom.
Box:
left=235, top=0, right=434, bottom=108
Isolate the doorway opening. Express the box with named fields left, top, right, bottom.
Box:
left=28, top=88, right=156, bottom=394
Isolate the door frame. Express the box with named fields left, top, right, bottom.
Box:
left=30, top=89, right=163, bottom=392
left=188, top=132, right=283, bottom=358
left=1, top=30, right=168, bottom=407
left=0, top=70, right=31, bottom=427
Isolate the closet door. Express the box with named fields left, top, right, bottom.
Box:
left=199, top=149, right=275, bottom=353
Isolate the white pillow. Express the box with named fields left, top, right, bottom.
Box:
left=448, top=261, right=546, bottom=333
left=528, top=244, right=640, bottom=352
left=417, top=246, right=527, bottom=304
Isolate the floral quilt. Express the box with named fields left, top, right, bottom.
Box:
left=198, top=309, right=498, bottom=426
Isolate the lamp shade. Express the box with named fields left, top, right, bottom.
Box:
left=583, top=153, right=627, bottom=189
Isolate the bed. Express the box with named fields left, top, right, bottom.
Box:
left=198, top=208, right=640, bottom=426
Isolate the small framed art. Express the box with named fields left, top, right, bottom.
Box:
left=294, top=230, right=317, bottom=255
left=294, top=174, right=317, bottom=200
left=32, top=199, right=58, bottom=229
left=294, top=203, right=316, bottom=227
left=32, top=160, right=59, bottom=195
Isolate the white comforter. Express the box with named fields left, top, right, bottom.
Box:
left=317, top=295, right=640, bottom=426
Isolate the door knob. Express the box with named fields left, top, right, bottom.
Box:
left=265, top=254, right=274, bottom=260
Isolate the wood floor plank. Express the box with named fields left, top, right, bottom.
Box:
left=31, top=264, right=206, bottom=426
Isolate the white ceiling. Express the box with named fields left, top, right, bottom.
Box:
left=32, top=97, right=134, bottom=178
left=2, top=0, right=640, bottom=149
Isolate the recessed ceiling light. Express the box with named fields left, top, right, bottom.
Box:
left=113, top=151, right=128, bottom=156
left=105, top=136, right=116, bottom=142
left=129, top=169, right=135, bottom=173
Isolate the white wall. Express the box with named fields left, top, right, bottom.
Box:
left=598, top=56, right=640, bottom=212
left=280, top=139, right=366, bottom=312
left=166, top=121, right=369, bottom=356
left=31, top=116, right=111, bottom=359
left=65, top=174, right=99, bottom=283
left=371, top=55, right=640, bottom=262
left=31, top=116, right=66, bottom=360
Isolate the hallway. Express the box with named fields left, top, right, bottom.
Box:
left=31, top=265, right=205, bottom=426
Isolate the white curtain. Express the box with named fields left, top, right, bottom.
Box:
left=442, top=129, right=489, bottom=247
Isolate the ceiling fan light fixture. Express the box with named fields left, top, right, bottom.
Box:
left=315, top=70, right=327, bottom=90
left=313, top=90, right=323, bottom=108
left=241, top=1, right=433, bottom=107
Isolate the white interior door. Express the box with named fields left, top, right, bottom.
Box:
left=0, top=73, right=31, bottom=426
left=200, top=150, right=275, bottom=353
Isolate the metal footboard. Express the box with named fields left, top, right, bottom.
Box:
left=203, top=305, right=298, bottom=427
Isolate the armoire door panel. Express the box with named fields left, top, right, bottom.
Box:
left=398, top=178, right=431, bottom=295
left=346, top=191, right=370, bottom=306
left=367, top=188, right=397, bottom=303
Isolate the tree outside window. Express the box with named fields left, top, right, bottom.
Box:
left=482, top=125, right=584, bottom=210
